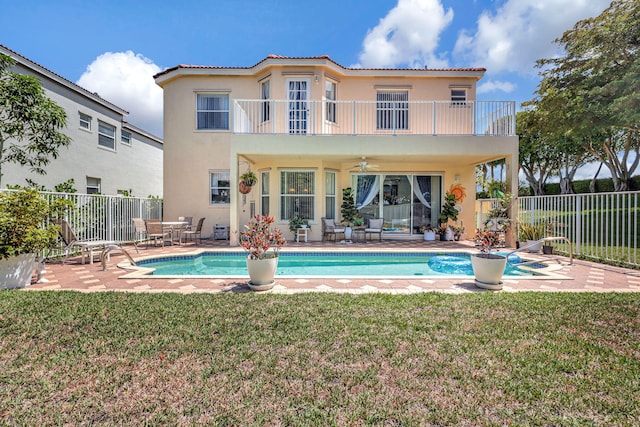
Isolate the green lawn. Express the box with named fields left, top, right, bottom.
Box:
left=1, top=292, right=639, bottom=426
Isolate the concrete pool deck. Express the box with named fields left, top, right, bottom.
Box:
left=25, top=238, right=640, bottom=294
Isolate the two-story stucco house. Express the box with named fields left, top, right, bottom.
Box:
left=154, top=54, right=517, bottom=244
left=1, top=44, right=163, bottom=196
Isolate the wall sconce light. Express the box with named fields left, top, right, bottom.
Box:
left=455, top=174, right=460, bottom=183
left=314, top=75, right=319, bottom=84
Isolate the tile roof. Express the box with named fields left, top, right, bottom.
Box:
left=153, top=54, right=486, bottom=79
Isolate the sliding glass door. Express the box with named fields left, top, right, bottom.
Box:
left=353, top=174, right=441, bottom=235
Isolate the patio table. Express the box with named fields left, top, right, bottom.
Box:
left=162, top=221, right=189, bottom=245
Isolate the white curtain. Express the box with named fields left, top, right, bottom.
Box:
left=356, top=175, right=380, bottom=209
left=412, top=175, right=431, bottom=208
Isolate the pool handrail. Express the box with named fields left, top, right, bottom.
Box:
left=504, top=236, right=573, bottom=265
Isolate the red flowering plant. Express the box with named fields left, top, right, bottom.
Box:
left=240, top=214, right=286, bottom=260
left=473, top=228, right=503, bottom=254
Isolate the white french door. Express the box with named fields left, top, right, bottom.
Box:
left=287, top=79, right=309, bottom=134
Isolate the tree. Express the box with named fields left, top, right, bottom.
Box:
left=516, top=109, right=559, bottom=195
left=0, top=53, right=71, bottom=187
left=534, top=0, right=640, bottom=191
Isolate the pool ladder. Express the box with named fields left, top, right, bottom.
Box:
left=100, top=244, right=137, bottom=271
left=504, top=236, right=573, bottom=266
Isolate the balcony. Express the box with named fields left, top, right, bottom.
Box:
left=233, top=100, right=515, bottom=136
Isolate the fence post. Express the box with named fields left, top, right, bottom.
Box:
left=575, top=195, right=581, bottom=255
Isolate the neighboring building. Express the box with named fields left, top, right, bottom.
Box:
left=154, top=54, right=518, bottom=244
left=1, top=45, right=163, bottom=196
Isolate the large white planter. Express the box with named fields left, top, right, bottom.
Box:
left=424, top=230, right=436, bottom=241
left=246, top=256, right=278, bottom=290
left=0, top=253, right=37, bottom=290
left=525, top=240, right=542, bottom=253
left=471, top=253, right=507, bottom=290
left=344, top=226, right=353, bottom=240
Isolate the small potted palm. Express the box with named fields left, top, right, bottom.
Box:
left=240, top=214, right=286, bottom=291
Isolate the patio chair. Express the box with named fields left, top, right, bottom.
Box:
left=51, top=219, right=116, bottom=265
left=182, top=217, right=205, bottom=245
left=365, top=218, right=384, bottom=241
left=145, top=219, right=172, bottom=247
left=178, top=216, right=193, bottom=231
left=322, top=217, right=345, bottom=242
left=132, top=218, right=147, bottom=252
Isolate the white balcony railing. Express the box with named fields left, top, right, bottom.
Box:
left=233, top=99, right=515, bottom=136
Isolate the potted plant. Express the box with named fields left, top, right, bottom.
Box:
left=437, top=192, right=458, bottom=241
left=340, top=187, right=357, bottom=241
left=471, top=228, right=507, bottom=290
left=452, top=223, right=465, bottom=241
left=240, top=214, right=286, bottom=291
left=419, top=226, right=437, bottom=241
left=239, top=171, right=258, bottom=194
left=517, top=221, right=545, bottom=253
left=288, top=215, right=311, bottom=242
left=0, top=188, right=71, bottom=289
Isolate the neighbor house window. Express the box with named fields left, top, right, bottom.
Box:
left=260, top=80, right=270, bottom=122
left=98, top=121, right=116, bottom=150
left=197, top=93, right=229, bottom=130
left=86, top=177, right=101, bottom=194
left=325, top=80, right=336, bottom=123
left=261, top=171, right=270, bottom=216
left=451, top=89, right=467, bottom=106
left=280, top=171, right=315, bottom=221
left=325, top=171, right=337, bottom=219
left=121, top=130, right=131, bottom=145
left=79, top=112, right=91, bottom=130
left=210, top=171, right=230, bottom=205
left=376, top=91, right=408, bottom=130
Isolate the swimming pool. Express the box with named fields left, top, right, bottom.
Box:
left=132, top=251, right=546, bottom=279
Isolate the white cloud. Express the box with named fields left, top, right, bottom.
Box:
left=77, top=51, right=163, bottom=137
left=453, top=0, right=610, bottom=74
left=477, top=79, right=516, bottom=95
left=356, top=0, right=454, bottom=68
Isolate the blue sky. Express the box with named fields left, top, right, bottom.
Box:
left=1, top=0, right=610, bottom=147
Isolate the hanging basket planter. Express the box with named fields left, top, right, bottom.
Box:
left=239, top=181, right=253, bottom=194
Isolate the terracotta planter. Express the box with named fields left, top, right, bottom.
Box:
left=471, top=253, right=507, bottom=290
left=239, top=181, right=253, bottom=194
left=246, top=255, right=278, bottom=290
left=0, top=253, right=36, bottom=290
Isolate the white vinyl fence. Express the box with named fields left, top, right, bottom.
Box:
left=477, top=191, right=640, bottom=268
left=1, top=189, right=163, bottom=258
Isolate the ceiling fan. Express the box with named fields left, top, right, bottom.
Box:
left=350, top=157, right=379, bottom=172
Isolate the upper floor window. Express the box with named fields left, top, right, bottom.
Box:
left=197, top=93, right=229, bottom=130
left=260, top=80, right=270, bottom=122
left=376, top=91, right=408, bottom=130
left=121, top=130, right=131, bottom=145
left=451, top=89, right=467, bottom=106
left=98, top=121, right=116, bottom=150
left=79, top=112, right=92, bottom=130
left=280, top=170, right=315, bottom=221
left=325, top=80, right=337, bottom=123
left=210, top=171, right=230, bottom=205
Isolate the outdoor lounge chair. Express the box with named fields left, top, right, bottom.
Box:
left=52, top=219, right=116, bottom=265
left=322, top=217, right=345, bottom=241
left=365, top=218, right=384, bottom=241
left=182, top=217, right=205, bottom=245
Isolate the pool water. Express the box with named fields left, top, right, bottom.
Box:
left=137, top=251, right=540, bottom=278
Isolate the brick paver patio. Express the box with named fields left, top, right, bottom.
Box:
left=25, top=238, right=640, bottom=294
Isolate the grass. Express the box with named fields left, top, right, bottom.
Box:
left=1, top=291, right=639, bottom=426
